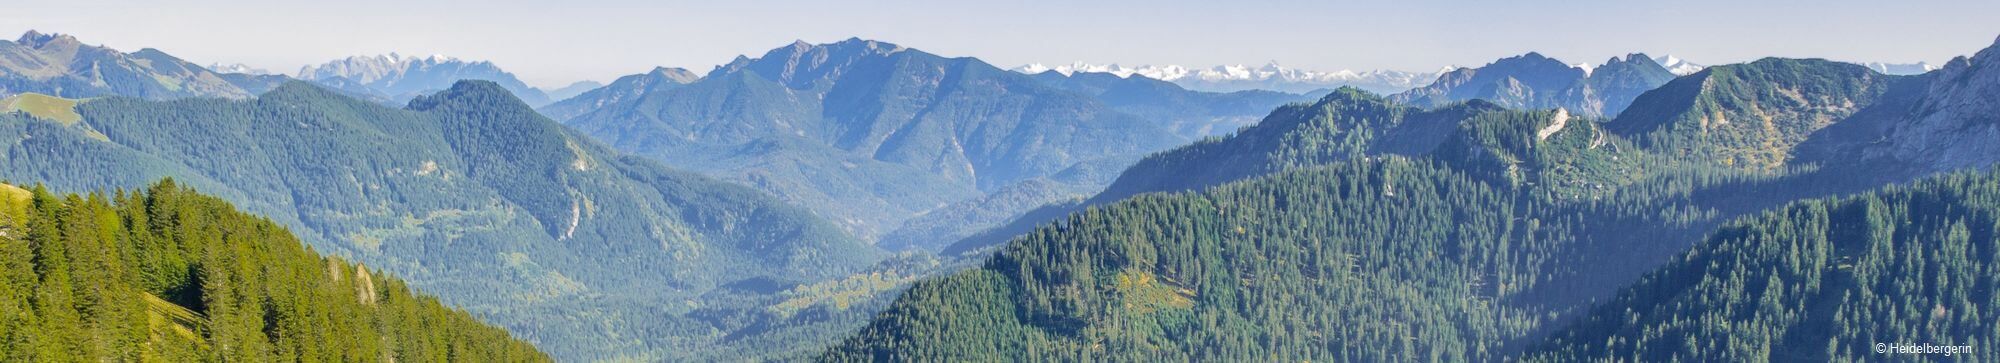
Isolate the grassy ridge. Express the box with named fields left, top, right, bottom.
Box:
left=2, top=93, right=82, bottom=125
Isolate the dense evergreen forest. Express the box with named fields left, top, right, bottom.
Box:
left=828, top=160, right=1553, bottom=361
left=824, top=151, right=1779, bottom=361
left=0, top=180, right=546, bottom=361
left=1529, top=168, right=2000, bottom=361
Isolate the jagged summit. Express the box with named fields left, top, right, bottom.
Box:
left=1614, top=53, right=1655, bottom=65
left=297, top=52, right=473, bottom=82
left=1492, top=52, right=1570, bottom=67
left=765, top=37, right=908, bottom=58
left=0, top=30, right=258, bottom=99
left=1652, top=54, right=1706, bottom=75
left=1394, top=50, right=1672, bottom=117
left=296, top=51, right=551, bottom=106
left=718, top=38, right=918, bottom=87
left=15, top=30, right=79, bottom=48
left=16, top=30, right=45, bottom=44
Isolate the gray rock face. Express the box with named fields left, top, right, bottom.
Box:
left=1876, top=41, right=2000, bottom=172
left=1393, top=53, right=1675, bottom=117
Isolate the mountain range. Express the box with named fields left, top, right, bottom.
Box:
left=828, top=35, right=2000, bottom=361
left=1017, top=56, right=1942, bottom=97
left=0, top=31, right=263, bottom=100
left=0, top=31, right=601, bottom=109
left=547, top=38, right=1313, bottom=249
left=296, top=53, right=559, bottom=106
left=0, top=77, right=894, bottom=360
left=1013, top=61, right=1441, bottom=94
left=1654, top=54, right=1941, bottom=77
left=1862, top=61, right=1941, bottom=75
left=1393, top=52, right=1678, bottom=117
left=7, top=25, right=2000, bottom=362
left=206, top=62, right=272, bottom=75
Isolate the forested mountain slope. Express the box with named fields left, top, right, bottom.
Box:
left=1527, top=168, right=2000, bottom=362
left=828, top=92, right=1757, bottom=360
left=944, top=42, right=1991, bottom=257
left=829, top=153, right=1768, bottom=361
left=1609, top=58, right=1907, bottom=171
left=942, top=88, right=1631, bottom=255
left=0, top=80, right=884, bottom=360
left=0, top=180, right=547, bottom=361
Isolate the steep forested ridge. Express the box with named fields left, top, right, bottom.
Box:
left=942, top=88, right=1632, bottom=255
left=825, top=92, right=1760, bottom=360
left=0, top=80, right=888, bottom=360
left=1528, top=169, right=2000, bottom=362
left=0, top=180, right=546, bottom=361
left=829, top=150, right=1799, bottom=360
left=1610, top=58, right=1905, bottom=171
left=829, top=160, right=1543, bottom=361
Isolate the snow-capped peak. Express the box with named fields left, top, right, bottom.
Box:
left=1860, top=61, right=1940, bottom=75
left=1010, top=61, right=1190, bottom=80
left=1010, top=61, right=1444, bottom=93
left=1651, top=54, right=1706, bottom=76
left=1571, top=62, right=1596, bottom=77
left=298, top=52, right=471, bottom=82
left=1016, top=63, right=1055, bottom=74
left=207, top=63, right=271, bottom=75
left=1014, top=61, right=1426, bottom=83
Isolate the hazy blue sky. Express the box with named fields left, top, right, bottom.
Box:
left=8, top=0, right=1998, bottom=87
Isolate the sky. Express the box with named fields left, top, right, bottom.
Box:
left=7, top=0, right=1999, bottom=88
